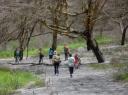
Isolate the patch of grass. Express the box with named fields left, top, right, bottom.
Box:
left=24, top=48, right=38, bottom=57
left=69, top=42, right=84, bottom=50
left=110, top=63, right=128, bottom=68
left=111, top=63, right=128, bottom=82
left=0, top=50, right=13, bottom=58
left=0, top=67, right=43, bottom=95
left=57, top=42, right=85, bottom=54
left=87, top=63, right=111, bottom=70
left=34, top=79, right=45, bottom=87
left=113, top=72, right=128, bottom=81
left=96, top=35, right=113, bottom=44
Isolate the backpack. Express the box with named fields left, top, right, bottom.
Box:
left=49, top=49, right=54, bottom=55
left=16, top=50, right=20, bottom=56
left=68, top=57, right=74, bottom=67
left=53, top=55, right=60, bottom=63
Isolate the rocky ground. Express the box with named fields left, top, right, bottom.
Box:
left=0, top=44, right=128, bottom=95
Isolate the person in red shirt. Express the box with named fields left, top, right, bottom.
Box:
left=74, top=50, right=80, bottom=69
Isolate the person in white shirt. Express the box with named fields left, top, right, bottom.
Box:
left=67, top=54, right=75, bottom=78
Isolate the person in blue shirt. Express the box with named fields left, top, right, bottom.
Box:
left=48, top=48, right=54, bottom=64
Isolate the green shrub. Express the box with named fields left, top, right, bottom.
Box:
left=113, top=72, right=128, bottom=81
left=0, top=50, right=13, bottom=58
left=0, top=68, right=43, bottom=95
left=110, top=63, right=127, bottom=68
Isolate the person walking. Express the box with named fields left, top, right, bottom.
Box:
left=52, top=51, right=61, bottom=76
left=38, top=48, right=44, bottom=64
left=49, top=48, right=54, bottom=64
left=14, top=48, right=20, bottom=64
left=74, top=52, right=80, bottom=69
left=67, top=54, right=75, bottom=78
left=19, top=48, right=24, bottom=61
left=64, top=44, right=70, bottom=60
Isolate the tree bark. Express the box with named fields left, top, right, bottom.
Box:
left=87, top=38, right=104, bottom=63
left=84, top=32, right=104, bottom=63
left=52, top=31, right=57, bottom=50
left=121, top=25, right=128, bottom=45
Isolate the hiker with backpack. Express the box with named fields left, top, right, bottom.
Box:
left=67, top=54, right=75, bottom=78
left=48, top=47, right=54, bottom=64
left=52, top=51, right=61, bottom=75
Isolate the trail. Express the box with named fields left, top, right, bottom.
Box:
left=13, top=63, right=128, bottom=95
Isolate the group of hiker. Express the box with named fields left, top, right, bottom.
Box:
left=14, top=44, right=81, bottom=78
left=48, top=44, right=81, bottom=78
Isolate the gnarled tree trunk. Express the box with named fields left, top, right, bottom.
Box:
left=51, top=0, right=68, bottom=50
left=88, top=39, right=104, bottom=63
left=52, top=31, right=58, bottom=50
left=82, top=0, right=105, bottom=63
left=83, top=31, right=104, bottom=63
left=121, top=25, right=128, bottom=45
